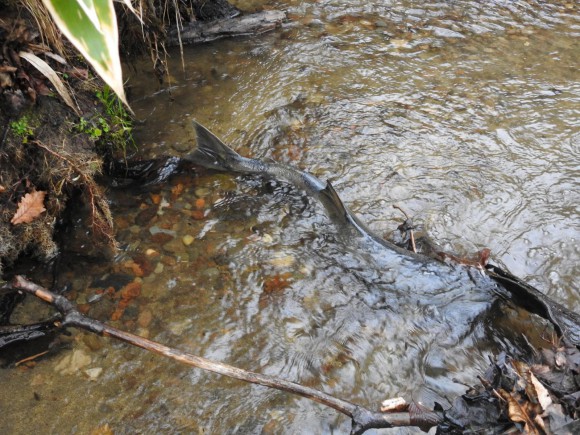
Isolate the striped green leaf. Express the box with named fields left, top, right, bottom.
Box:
left=42, top=0, right=129, bottom=109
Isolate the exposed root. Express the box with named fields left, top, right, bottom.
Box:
left=32, top=140, right=116, bottom=248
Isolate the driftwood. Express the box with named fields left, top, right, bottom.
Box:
left=167, top=10, right=287, bottom=46
left=9, top=275, right=442, bottom=435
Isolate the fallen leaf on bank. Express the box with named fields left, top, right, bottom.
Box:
left=67, top=66, right=89, bottom=80
left=11, top=190, right=47, bottom=225
left=18, top=51, right=79, bottom=115
left=0, top=185, right=6, bottom=193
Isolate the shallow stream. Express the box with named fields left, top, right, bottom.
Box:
left=1, top=1, right=578, bottom=433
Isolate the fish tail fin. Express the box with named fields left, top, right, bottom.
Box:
left=320, top=181, right=351, bottom=225
left=186, top=120, right=243, bottom=171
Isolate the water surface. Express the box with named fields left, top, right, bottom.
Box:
left=1, top=1, right=578, bottom=433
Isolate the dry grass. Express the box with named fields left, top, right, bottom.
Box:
left=20, top=0, right=66, bottom=56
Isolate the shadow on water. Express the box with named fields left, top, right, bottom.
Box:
left=1, top=1, right=578, bottom=433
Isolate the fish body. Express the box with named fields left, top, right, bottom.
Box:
left=187, top=120, right=434, bottom=264
left=185, top=120, right=580, bottom=347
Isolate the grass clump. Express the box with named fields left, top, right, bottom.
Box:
left=73, top=86, right=135, bottom=156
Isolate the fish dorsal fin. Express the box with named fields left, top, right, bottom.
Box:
left=319, top=181, right=350, bottom=225
left=186, top=120, right=242, bottom=171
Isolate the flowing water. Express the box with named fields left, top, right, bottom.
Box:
left=1, top=1, right=579, bottom=433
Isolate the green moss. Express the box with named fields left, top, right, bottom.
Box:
left=10, top=116, right=34, bottom=143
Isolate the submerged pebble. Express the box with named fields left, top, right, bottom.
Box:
left=182, top=234, right=195, bottom=245
left=84, top=367, right=103, bottom=381
left=54, top=349, right=92, bottom=375
left=82, top=334, right=103, bottom=351
left=268, top=254, right=295, bottom=268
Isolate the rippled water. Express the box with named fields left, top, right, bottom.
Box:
left=1, top=1, right=578, bottom=433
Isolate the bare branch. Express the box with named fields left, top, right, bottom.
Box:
left=11, top=275, right=441, bottom=434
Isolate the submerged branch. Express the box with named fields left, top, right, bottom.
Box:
left=11, top=275, right=441, bottom=434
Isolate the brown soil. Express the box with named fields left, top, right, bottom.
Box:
left=0, top=8, right=115, bottom=278
left=0, top=0, right=252, bottom=279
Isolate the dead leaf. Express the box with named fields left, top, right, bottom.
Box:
left=0, top=185, right=6, bottom=193
left=530, top=373, right=552, bottom=411
left=11, top=190, right=47, bottom=225
left=512, top=360, right=538, bottom=406
left=498, top=389, right=541, bottom=435
left=18, top=51, right=79, bottom=115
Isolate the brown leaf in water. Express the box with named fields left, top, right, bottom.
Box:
left=498, top=389, right=541, bottom=435
left=11, top=190, right=46, bottom=225
left=530, top=372, right=552, bottom=411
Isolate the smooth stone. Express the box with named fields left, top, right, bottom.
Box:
left=84, top=367, right=103, bottom=381
left=54, top=349, right=92, bottom=375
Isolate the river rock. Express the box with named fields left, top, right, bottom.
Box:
left=83, top=334, right=103, bottom=351
left=84, top=367, right=103, bottom=381
left=163, top=236, right=187, bottom=253
left=54, top=349, right=92, bottom=375
left=135, top=206, right=159, bottom=226
left=172, top=141, right=193, bottom=153
left=138, top=309, right=153, bottom=328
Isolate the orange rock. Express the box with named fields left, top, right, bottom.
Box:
left=171, top=183, right=185, bottom=200
left=195, top=198, right=205, bottom=209
left=150, top=193, right=161, bottom=205
left=111, top=308, right=124, bottom=321
left=77, top=304, right=90, bottom=314
left=263, top=273, right=292, bottom=294
left=122, top=281, right=142, bottom=299
left=190, top=210, right=205, bottom=220
left=137, top=309, right=153, bottom=328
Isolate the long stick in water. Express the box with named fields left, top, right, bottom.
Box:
left=9, top=275, right=441, bottom=435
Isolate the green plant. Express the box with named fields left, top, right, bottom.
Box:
left=74, top=86, right=134, bottom=154
left=75, top=117, right=103, bottom=140
left=96, top=86, right=135, bottom=153
left=10, top=116, right=34, bottom=143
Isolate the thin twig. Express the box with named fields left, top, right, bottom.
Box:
left=11, top=275, right=440, bottom=434
left=392, top=205, right=416, bottom=253
left=15, top=350, right=49, bottom=366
